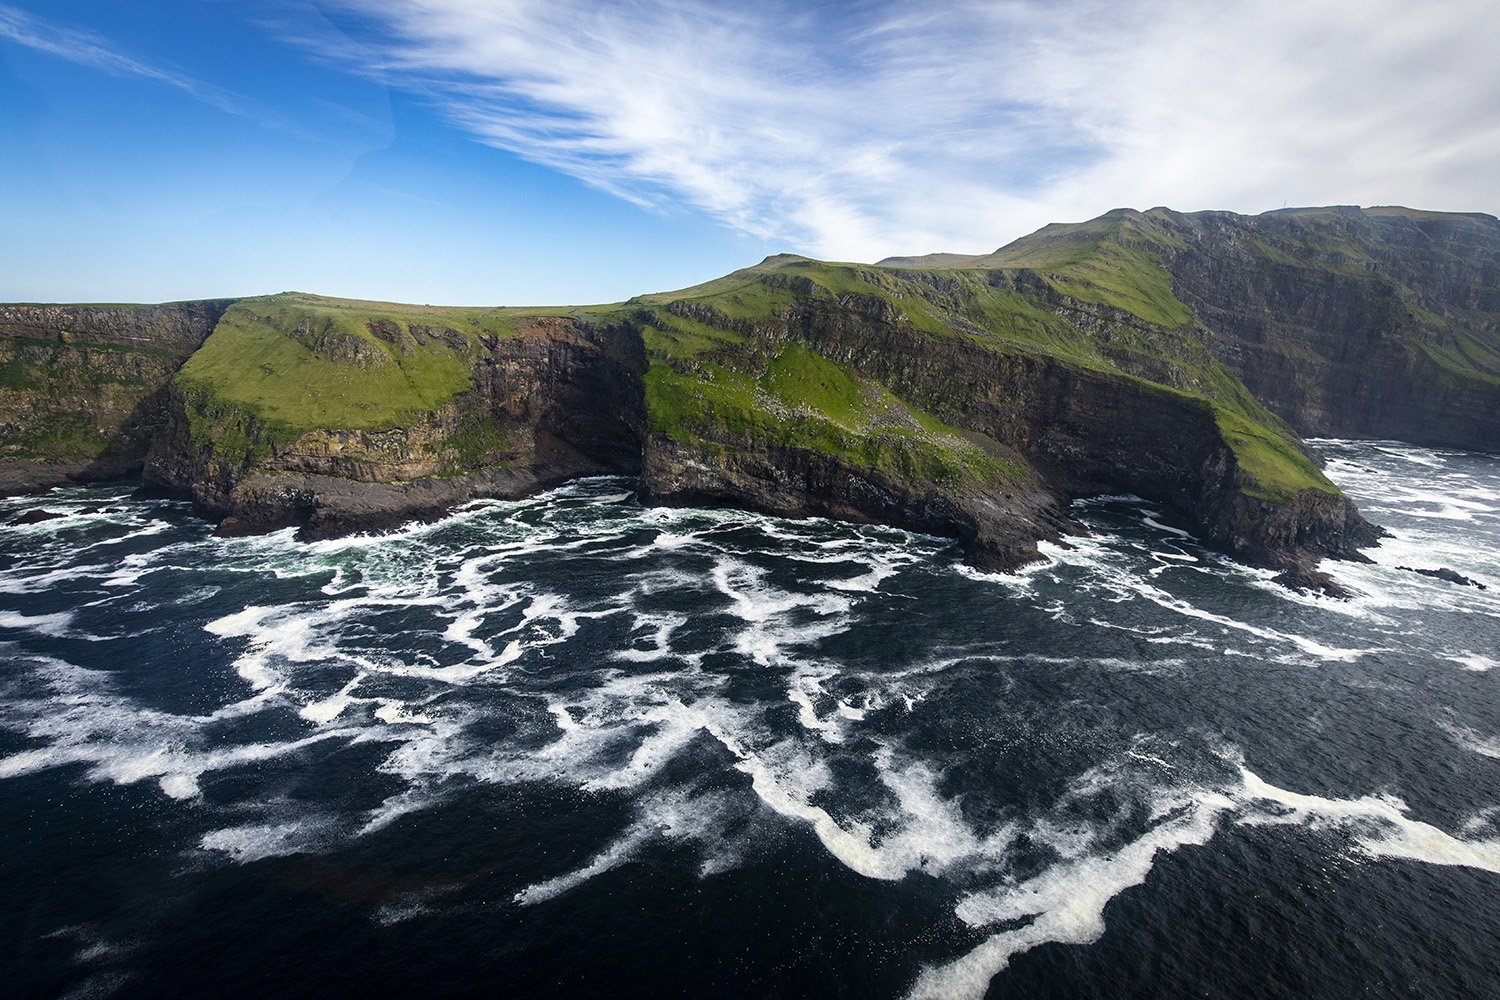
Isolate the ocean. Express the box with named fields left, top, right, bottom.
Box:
left=2, top=439, right=1498, bottom=999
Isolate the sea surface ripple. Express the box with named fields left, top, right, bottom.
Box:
left=2, top=439, right=1499, bottom=999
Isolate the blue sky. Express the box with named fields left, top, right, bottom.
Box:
left=3, top=0, right=1498, bottom=306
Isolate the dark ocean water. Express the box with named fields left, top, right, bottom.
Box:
left=2, top=439, right=1498, bottom=1000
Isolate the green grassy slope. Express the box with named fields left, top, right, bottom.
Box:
left=159, top=216, right=1344, bottom=504
left=178, top=291, right=635, bottom=433
left=637, top=239, right=1333, bottom=502
left=643, top=337, right=1022, bottom=490
left=175, top=293, right=623, bottom=455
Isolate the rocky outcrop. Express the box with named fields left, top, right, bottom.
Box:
left=0, top=301, right=234, bottom=353
left=1397, top=566, right=1489, bottom=590
left=640, top=432, right=1075, bottom=570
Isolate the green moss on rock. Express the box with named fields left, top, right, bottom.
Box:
left=645, top=340, right=1020, bottom=492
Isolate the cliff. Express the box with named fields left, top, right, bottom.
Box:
left=0, top=300, right=234, bottom=494
left=884, top=205, right=1500, bottom=452
left=1163, top=206, right=1500, bottom=451
left=139, top=295, right=644, bottom=537
left=7, top=203, right=1494, bottom=584
left=626, top=259, right=1379, bottom=575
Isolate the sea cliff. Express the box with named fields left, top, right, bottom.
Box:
left=6, top=204, right=1495, bottom=585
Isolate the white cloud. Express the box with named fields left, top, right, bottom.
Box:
left=312, top=0, right=1500, bottom=259
left=0, top=2, right=207, bottom=87
left=0, top=3, right=290, bottom=128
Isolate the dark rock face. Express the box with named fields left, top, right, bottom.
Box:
left=1201, top=486, right=1383, bottom=571
left=8, top=508, right=66, bottom=526
left=0, top=301, right=234, bottom=354
left=141, top=319, right=646, bottom=537
left=639, top=432, right=1074, bottom=570
left=726, top=295, right=1375, bottom=571
left=1157, top=208, right=1500, bottom=451
left=1272, top=565, right=1357, bottom=600
left=1397, top=565, right=1489, bottom=590
left=0, top=301, right=234, bottom=495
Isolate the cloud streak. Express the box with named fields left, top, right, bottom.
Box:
left=294, top=0, right=1500, bottom=258
left=0, top=3, right=291, bottom=129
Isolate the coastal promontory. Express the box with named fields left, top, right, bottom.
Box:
left=5, top=205, right=1497, bottom=586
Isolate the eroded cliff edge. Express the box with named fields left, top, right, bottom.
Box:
left=9, top=202, right=1494, bottom=583
left=141, top=301, right=646, bottom=539
left=0, top=301, right=233, bottom=494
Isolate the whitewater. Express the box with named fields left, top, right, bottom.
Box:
left=2, top=439, right=1498, bottom=999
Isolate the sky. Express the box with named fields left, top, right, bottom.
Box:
left=3, top=0, right=1498, bottom=306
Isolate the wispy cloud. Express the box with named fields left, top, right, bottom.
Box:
left=0, top=3, right=290, bottom=129
left=301, top=0, right=1500, bottom=258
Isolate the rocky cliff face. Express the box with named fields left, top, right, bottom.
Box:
left=1147, top=207, right=1500, bottom=451
left=0, top=301, right=233, bottom=494
left=637, top=287, right=1378, bottom=573
left=142, top=316, right=645, bottom=538
left=7, top=203, right=1493, bottom=583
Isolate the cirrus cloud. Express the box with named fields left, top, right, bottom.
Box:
left=304, top=0, right=1500, bottom=259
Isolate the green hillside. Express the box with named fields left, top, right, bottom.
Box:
left=629, top=246, right=1332, bottom=502
left=17, top=202, right=1496, bottom=553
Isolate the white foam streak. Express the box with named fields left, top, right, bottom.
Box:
left=0, top=610, right=79, bottom=639
left=1145, top=586, right=1368, bottom=661
left=0, top=651, right=379, bottom=806
left=788, top=672, right=845, bottom=744
left=710, top=557, right=850, bottom=665
left=872, top=750, right=1014, bottom=875
left=579, top=714, right=702, bottom=793
left=1237, top=767, right=1500, bottom=873
left=614, top=611, right=687, bottom=663
left=515, top=827, right=653, bottom=905
left=374, top=700, right=435, bottom=725
left=1036, top=525, right=1372, bottom=661
left=731, top=745, right=888, bottom=878
left=200, top=817, right=336, bottom=863
left=1142, top=514, right=1193, bottom=539
left=911, top=788, right=1232, bottom=1000
left=908, top=754, right=1500, bottom=1000
left=0, top=562, right=119, bottom=595
left=299, top=673, right=367, bottom=724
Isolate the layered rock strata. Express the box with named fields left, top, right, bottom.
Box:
left=1159, top=207, right=1500, bottom=451
left=142, top=320, right=645, bottom=538
left=0, top=301, right=233, bottom=494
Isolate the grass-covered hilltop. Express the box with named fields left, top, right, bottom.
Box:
left=5, top=204, right=1498, bottom=590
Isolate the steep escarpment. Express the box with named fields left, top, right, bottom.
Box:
left=634, top=307, right=1071, bottom=569
left=142, top=297, right=644, bottom=537
left=0, top=300, right=234, bottom=494
left=891, top=205, right=1500, bottom=451
left=628, top=261, right=1376, bottom=572
left=1156, top=206, right=1500, bottom=451
left=13, top=201, right=1491, bottom=580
